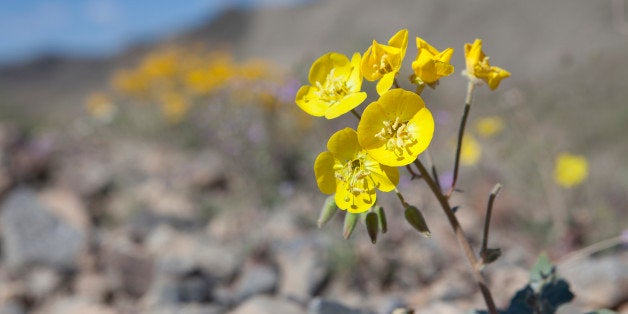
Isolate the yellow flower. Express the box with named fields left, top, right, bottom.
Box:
left=362, top=29, right=409, bottom=95
left=460, top=134, right=481, bottom=166
left=85, top=92, right=116, bottom=122
left=357, top=89, right=434, bottom=166
left=554, top=153, right=588, bottom=188
left=410, top=37, right=454, bottom=85
left=464, top=39, right=510, bottom=90
left=315, top=128, right=399, bottom=213
left=159, top=92, right=189, bottom=123
left=295, top=52, right=367, bottom=119
left=476, top=116, right=504, bottom=138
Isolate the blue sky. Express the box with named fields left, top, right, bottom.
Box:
left=0, top=0, right=307, bottom=64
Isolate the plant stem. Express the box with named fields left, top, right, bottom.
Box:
left=413, top=159, right=498, bottom=314
left=480, top=184, right=502, bottom=263
left=447, top=81, right=475, bottom=198
left=350, top=109, right=362, bottom=120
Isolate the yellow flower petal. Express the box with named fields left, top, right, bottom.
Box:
left=357, top=89, right=434, bottom=166
left=295, top=52, right=366, bottom=119
left=411, top=37, right=454, bottom=84
left=314, top=151, right=337, bottom=194
left=463, top=38, right=510, bottom=89
left=376, top=72, right=397, bottom=95
left=314, top=128, right=399, bottom=213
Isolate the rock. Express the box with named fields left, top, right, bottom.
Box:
left=33, top=297, right=116, bottom=314
left=0, top=301, right=25, bottom=314
left=412, top=302, right=460, bottom=314
left=307, top=297, right=374, bottom=314
left=146, top=226, right=241, bottom=281
left=275, top=235, right=330, bottom=301
left=151, top=304, right=226, bottom=314
left=231, top=262, right=278, bottom=303
left=24, top=267, right=61, bottom=301
left=560, top=252, right=628, bottom=309
left=102, top=233, right=154, bottom=299
left=74, top=272, right=110, bottom=303
left=229, top=295, right=305, bottom=314
left=376, top=296, right=407, bottom=314
left=0, top=188, right=88, bottom=270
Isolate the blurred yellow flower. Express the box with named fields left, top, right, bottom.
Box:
left=464, top=39, right=510, bottom=90
left=159, top=92, right=189, bottom=123
left=362, top=29, right=408, bottom=95
left=461, top=134, right=481, bottom=166
left=554, top=153, right=588, bottom=188
left=476, top=116, right=504, bottom=138
left=85, top=92, right=116, bottom=122
left=357, top=89, right=434, bottom=166
left=314, top=128, right=399, bottom=213
left=295, top=52, right=367, bottom=119
left=410, top=37, right=454, bottom=85
left=111, top=69, right=150, bottom=98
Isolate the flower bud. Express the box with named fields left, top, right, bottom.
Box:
left=404, top=206, right=431, bottom=238
left=317, top=196, right=338, bottom=228
left=376, top=206, right=387, bottom=234
left=365, top=212, right=379, bottom=244
left=343, top=212, right=360, bottom=239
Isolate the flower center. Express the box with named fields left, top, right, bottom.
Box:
left=315, top=68, right=350, bottom=103
left=375, top=117, right=418, bottom=157
left=373, top=54, right=393, bottom=75
left=334, top=153, right=374, bottom=204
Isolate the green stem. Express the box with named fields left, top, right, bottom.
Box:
left=350, top=109, right=361, bottom=120
left=413, top=159, right=498, bottom=314
left=481, top=184, right=502, bottom=260
left=447, top=81, right=475, bottom=198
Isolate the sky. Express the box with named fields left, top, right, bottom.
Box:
left=0, top=0, right=309, bottom=65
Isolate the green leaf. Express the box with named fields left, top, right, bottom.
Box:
left=530, top=252, right=554, bottom=285
left=481, top=248, right=502, bottom=264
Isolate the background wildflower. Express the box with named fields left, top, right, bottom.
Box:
left=554, top=152, right=589, bottom=188
left=460, top=134, right=481, bottom=166
left=476, top=116, right=504, bottom=138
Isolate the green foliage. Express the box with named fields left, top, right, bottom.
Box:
left=475, top=253, right=574, bottom=314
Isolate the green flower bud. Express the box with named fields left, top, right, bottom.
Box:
left=365, top=212, right=379, bottom=244
left=343, top=212, right=360, bottom=239
left=317, top=196, right=338, bottom=228
left=404, top=206, right=431, bottom=238
left=376, top=206, right=387, bottom=234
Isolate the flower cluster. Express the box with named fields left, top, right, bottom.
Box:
left=296, top=30, right=510, bottom=216
left=102, top=45, right=290, bottom=123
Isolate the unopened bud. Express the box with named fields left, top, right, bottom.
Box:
left=365, top=212, right=379, bottom=244
left=317, top=196, right=338, bottom=228
left=404, top=206, right=431, bottom=238
left=376, top=206, right=387, bottom=234
left=343, top=212, right=359, bottom=239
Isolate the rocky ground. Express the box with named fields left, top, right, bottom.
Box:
left=0, top=121, right=626, bottom=314
left=1, top=0, right=627, bottom=313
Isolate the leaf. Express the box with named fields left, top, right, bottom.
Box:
left=481, top=248, right=502, bottom=264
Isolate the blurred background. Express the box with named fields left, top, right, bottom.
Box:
left=0, top=0, right=626, bottom=313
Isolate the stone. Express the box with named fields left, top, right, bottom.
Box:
left=229, top=295, right=305, bottom=314
left=24, top=267, right=61, bottom=301
left=307, top=297, right=374, bottom=314
left=0, top=188, right=88, bottom=270
left=231, top=262, right=278, bottom=303
left=275, top=235, right=331, bottom=301
left=102, top=232, right=154, bottom=299
left=146, top=226, right=241, bottom=281
left=74, top=272, right=110, bottom=303
left=560, top=252, right=628, bottom=309
left=33, top=297, right=116, bottom=314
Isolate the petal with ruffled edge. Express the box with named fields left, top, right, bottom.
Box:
left=314, top=151, right=336, bottom=194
